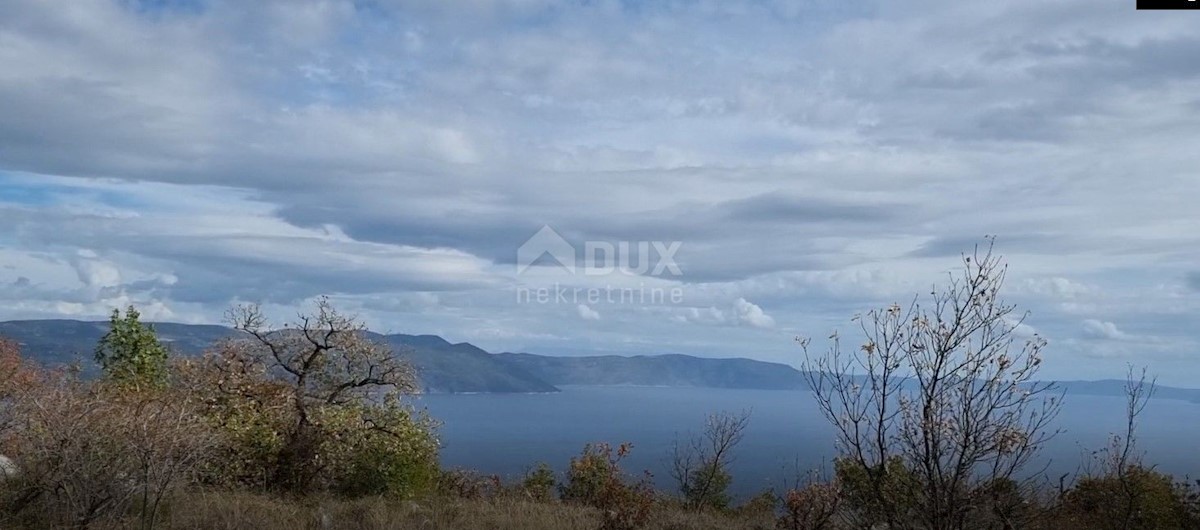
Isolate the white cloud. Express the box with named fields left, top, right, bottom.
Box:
left=1082, top=319, right=1134, bottom=341
left=731, top=298, right=775, bottom=329
left=1021, top=277, right=1094, bottom=300
left=576, top=304, right=601, bottom=321
left=71, top=252, right=122, bottom=290
left=670, top=298, right=775, bottom=330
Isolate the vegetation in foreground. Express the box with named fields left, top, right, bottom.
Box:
left=1, top=242, right=1199, bottom=530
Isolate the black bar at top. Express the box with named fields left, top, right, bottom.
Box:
left=1137, top=0, right=1200, bottom=9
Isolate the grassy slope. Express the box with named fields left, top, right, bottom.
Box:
left=153, top=492, right=774, bottom=530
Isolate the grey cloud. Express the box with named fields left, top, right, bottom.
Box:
left=720, top=193, right=900, bottom=224
left=898, top=68, right=985, bottom=91
left=0, top=80, right=209, bottom=179
left=956, top=100, right=1103, bottom=143
left=279, top=185, right=913, bottom=283
left=1021, top=37, right=1200, bottom=88
left=906, top=234, right=1071, bottom=258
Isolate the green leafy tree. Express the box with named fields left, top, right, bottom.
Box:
left=95, top=306, right=169, bottom=388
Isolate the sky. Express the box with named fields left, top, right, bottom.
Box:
left=0, top=0, right=1197, bottom=385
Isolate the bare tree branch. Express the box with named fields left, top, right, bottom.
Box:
left=800, top=239, right=1061, bottom=530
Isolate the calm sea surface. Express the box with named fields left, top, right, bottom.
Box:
left=416, top=386, right=1200, bottom=497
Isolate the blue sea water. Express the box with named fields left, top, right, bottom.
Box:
left=416, top=386, right=1200, bottom=497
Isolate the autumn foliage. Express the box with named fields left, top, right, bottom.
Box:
left=0, top=300, right=439, bottom=529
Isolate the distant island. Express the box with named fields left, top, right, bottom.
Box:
left=1, top=319, right=1197, bottom=403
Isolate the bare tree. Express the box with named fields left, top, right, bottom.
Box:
left=224, top=297, right=419, bottom=493
left=1054, top=367, right=1170, bottom=530
left=1104, top=365, right=1157, bottom=530
left=800, top=240, right=1061, bottom=530
left=669, top=409, right=751, bottom=510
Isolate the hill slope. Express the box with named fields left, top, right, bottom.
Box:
left=494, top=352, right=809, bottom=390
left=0, top=320, right=557, bottom=394
left=0, top=319, right=235, bottom=365
left=381, top=334, right=558, bottom=393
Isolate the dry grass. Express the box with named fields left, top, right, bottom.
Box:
left=125, top=491, right=774, bottom=530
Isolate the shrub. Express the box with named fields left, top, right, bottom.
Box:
left=437, top=468, right=503, bottom=500
left=177, top=341, right=439, bottom=498
left=321, top=402, right=440, bottom=498
left=0, top=337, right=40, bottom=446
left=969, top=477, right=1040, bottom=529
left=518, top=463, right=557, bottom=502
left=733, top=489, right=777, bottom=519
left=224, top=299, right=424, bottom=493
left=833, top=456, right=918, bottom=527
left=1056, top=466, right=1195, bottom=529
left=171, top=353, right=292, bottom=491
left=777, top=482, right=840, bottom=530
left=1, top=375, right=214, bottom=530
left=683, top=465, right=732, bottom=511
left=561, top=443, right=655, bottom=530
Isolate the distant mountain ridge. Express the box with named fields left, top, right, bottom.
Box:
left=1, top=319, right=1198, bottom=402
left=495, top=352, right=808, bottom=390
left=0, top=319, right=556, bottom=394
left=0, top=319, right=808, bottom=393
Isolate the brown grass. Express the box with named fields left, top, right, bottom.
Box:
left=115, top=491, right=774, bottom=530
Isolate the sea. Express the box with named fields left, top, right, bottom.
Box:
left=417, top=385, right=1200, bottom=498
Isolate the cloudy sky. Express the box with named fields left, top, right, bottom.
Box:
left=1, top=0, right=1197, bottom=384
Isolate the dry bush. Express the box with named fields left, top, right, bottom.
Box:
left=1, top=374, right=214, bottom=530
left=777, top=481, right=841, bottom=530
left=0, top=337, right=41, bottom=447
left=435, top=468, right=503, bottom=500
